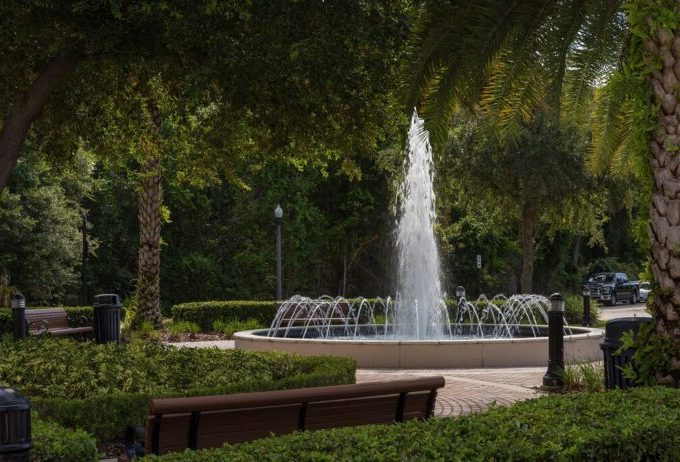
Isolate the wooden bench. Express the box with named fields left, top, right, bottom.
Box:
left=126, top=376, right=445, bottom=457
left=25, top=308, right=93, bottom=336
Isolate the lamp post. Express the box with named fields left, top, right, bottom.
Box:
left=81, top=211, right=89, bottom=305
left=582, top=285, right=592, bottom=327
left=11, top=292, right=26, bottom=340
left=455, top=286, right=466, bottom=300
left=543, top=293, right=565, bottom=388
left=274, top=205, right=283, bottom=300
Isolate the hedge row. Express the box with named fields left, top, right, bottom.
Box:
left=0, top=306, right=93, bottom=335
left=171, top=301, right=278, bottom=331
left=32, top=418, right=98, bottom=462
left=171, top=296, right=596, bottom=333
left=149, top=386, right=680, bottom=461
left=0, top=337, right=355, bottom=440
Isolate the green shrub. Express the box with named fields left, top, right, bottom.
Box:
left=564, top=293, right=600, bottom=325
left=212, top=319, right=263, bottom=338
left=560, top=362, right=605, bottom=393
left=148, top=386, right=680, bottom=461
left=32, top=418, right=98, bottom=462
left=168, top=321, right=201, bottom=336
left=0, top=337, right=355, bottom=440
left=172, top=301, right=277, bottom=331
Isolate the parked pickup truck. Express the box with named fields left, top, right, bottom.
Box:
left=586, top=272, right=640, bottom=306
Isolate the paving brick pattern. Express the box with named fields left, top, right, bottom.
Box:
left=356, top=367, right=545, bottom=418
left=168, top=340, right=546, bottom=419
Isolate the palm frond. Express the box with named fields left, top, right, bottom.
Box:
left=561, top=0, right=627, bottom=124
left=589, top=70, right=635, bottom=176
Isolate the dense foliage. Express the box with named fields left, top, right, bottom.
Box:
left=0, top=338, right=355, bottom=439
left=171, top=301, right=277, bottom=330
left=32, top=418, right=98, bottom=462
left=149, top=387, right=680, bottom=461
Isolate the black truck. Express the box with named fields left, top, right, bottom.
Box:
left=586, top=272, right=640, bottom=306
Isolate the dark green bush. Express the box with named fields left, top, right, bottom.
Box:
left=564, top=293, right=600, bottom=325
left=0, top=337, right=355, bottom=440
left=172, top=301, right=278, bottom=331
left=32, top=418, right=98, bottom=462
left=0, top=306, right=93, bottom=335
left=148, top=386, right=680, bottom=461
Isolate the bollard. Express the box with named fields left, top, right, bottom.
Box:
left=582, top=286, right=592, bottom=327
left=0, top=388, right=31, bottom=462
left=11, top=293, right=26, bottom=341
left=93, top=294, right=122, bottom=344
left=542, top=293, right=565, bottom=388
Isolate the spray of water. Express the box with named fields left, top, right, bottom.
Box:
left=394, top=109, right=447, bottom=339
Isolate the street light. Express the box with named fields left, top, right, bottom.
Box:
left=582, top=285, right=592, bottom=327
left=274, top=205, right=283, bottom=300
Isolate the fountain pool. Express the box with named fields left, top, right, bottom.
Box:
left=234, top=109, right=603, bottom=367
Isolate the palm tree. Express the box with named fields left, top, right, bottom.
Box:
left=135, top=98, right=164, bottom=329
left=407, top=0, right=680, bottom=384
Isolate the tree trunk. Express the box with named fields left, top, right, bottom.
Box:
left=135, top=101, right=163, bottom=328
left=0, top=55, right=78, bottom=190
left=519, top=205, right=537, bottom=293
left=644, top=16, right=680, bottom=384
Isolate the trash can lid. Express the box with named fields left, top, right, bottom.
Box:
left=0, top=388, right=30, bottom=410
left=604, top=317, right=652, bottom=343
left=93, top=293, right=122, bottom=308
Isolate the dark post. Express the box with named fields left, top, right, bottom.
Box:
left=582, top=285, right=592, bottom=327
left=11, top=293, right=26, bottom=341
left=455, top=286, right=466, bottom=300
left=543, top=293, right=565, bottom=388
left=93, top=294, right=122, bottom=344
left=274, top=205, right=283, bottom=300
left=0, top=388, right=31, bottom=461
left=81, top=212, right=89, bottom=305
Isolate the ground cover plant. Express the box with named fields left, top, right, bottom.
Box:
left=148, top=386, right=680, bottom=461
left=0, top=337, right=355, bottom=440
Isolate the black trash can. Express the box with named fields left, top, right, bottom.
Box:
left=0, top=388, right=31, bottom=462
left=93, top=294, right=122, bottom=344
left=600, top=317, right=652, bottom=390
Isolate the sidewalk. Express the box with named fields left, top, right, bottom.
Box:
left=357, top=367, right=544, bottom=417
left=168, top=339, right=547, bottom=418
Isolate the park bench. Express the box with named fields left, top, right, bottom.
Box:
left=126, top=375, right=445, bottom=457
left=25, top=308, right=93, bottom=336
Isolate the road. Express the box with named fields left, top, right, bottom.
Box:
left=598, top=301, right=650, bottom=321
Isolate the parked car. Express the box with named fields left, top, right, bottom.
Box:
left=639, top=281, right=651, bottom=302
left=586, top=272, right=640, bottom=306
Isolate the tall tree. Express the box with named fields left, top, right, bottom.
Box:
left=405, top=0, right=680, bottom=384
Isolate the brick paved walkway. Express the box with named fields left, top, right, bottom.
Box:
left=357, top=367, right=545, bottom=418
left=168, top=340, right=546, bottom=418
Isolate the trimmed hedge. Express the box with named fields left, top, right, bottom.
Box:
left=172, top=301, right=278, bottom=331
left=0, top=337, right=355, bottom=440
left=148, top=386, right=680, bottom=461
left=0, top=306, right=93, bottom=335
left=32, top=418, right=98, bottom=462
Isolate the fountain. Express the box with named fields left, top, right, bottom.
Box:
left=234, top=110, right=603, bottom=367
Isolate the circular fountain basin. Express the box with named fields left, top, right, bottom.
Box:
left=234, top=325, right=604, bottom=368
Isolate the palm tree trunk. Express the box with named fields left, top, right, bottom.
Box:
left=519, top=205, right=536, bottom=293
left=644, top=19, right=680, bottom=384
left=135, top=102, right=163, bottom=328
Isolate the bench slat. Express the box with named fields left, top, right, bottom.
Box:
left=140, top=376, right=445, bottom=456
left=150, top=377, right=445, bottom=414
left=24, top=308, right=92, bottom=336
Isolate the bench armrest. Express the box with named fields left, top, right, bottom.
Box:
left=27, top=320, right=49, bottom=336
left=125, top=424, right=146, bottom=460
left=67, top=315, right=91, bottom=327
